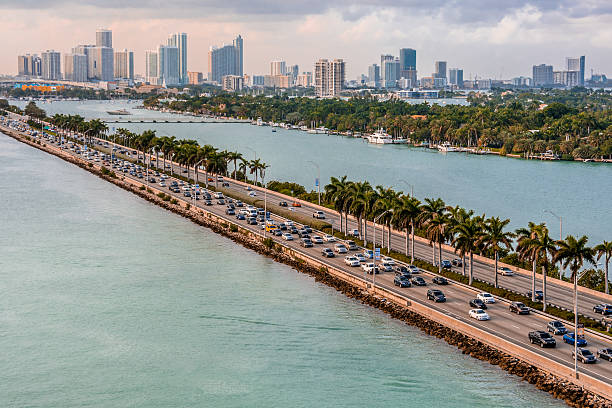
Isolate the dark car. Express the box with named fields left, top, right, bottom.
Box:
left=247, top=217, right=258, bottom=225
left=433, top=276, right=448, bottom=285
left=528, top=331, right=556, bottom=348
left=469, top=298, right=487, bottom=310
left=509, top=302, right=530, bottom=315
left=597, top=348, right=612, bottom=361
left=441, top=260, right=452, bottom=269
left=297, top=229, right=310, bottom=238
left=394, top=265, right=411, bottom=277
left=394, top=275, right=412, bottom=288
left=227, top=203, right=235, bottom=209
left=411, top=276, right=427, bottom=286
left=427, top=289, right=446, bottom=302
left=217, top=199, right=226, bottom=205
left=301, top=238, right=313, bottom=248
left=279, top=201, right=288, bottom=207
left=236, top=214, right=246, bottom=220
left=222, top=182, right=230, bottom=187
left=303, top=226, right=313, bottom=233
left=452, top=258, right=463, bottom=267
left=547, top=320, right=568, bottom=335
left=273, top=229, right=283, bottom=236
left=289, top=227, right=299, bottom=234
left=527, top=290, right=544, bottom=301
left=225, top=209, right=235, bottom=216
left=183, top=191, right=192, bottom=197
left=321, top=248, right=335, bottom=258
left=573, top=348, right=597, bottom=364
left=593, top=303, right=612, bottom=315
left=204, top=200, right=213, bottom=206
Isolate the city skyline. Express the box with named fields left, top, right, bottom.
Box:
left=1, top=1, right=611, bottom=80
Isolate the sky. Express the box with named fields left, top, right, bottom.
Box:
left=1, top=0, right=611, bottom=80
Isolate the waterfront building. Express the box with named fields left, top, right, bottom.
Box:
left=114, top=49, right=134, bottom=80
left=208, top=44, right=238, bottom=83
left=187, top=71, right=203, bottom=85
left=382, top=58, right=400, bottom=88
left=96, top=28, right=112, bottom=48
left=314, top=58, right=345, bottom=97
left=380, top=54, right=394, bottom=84
left=158, top=45, right=180, bottom=86
left=399, top=48, right=416, bottom=71
left=434, top=61, right=447, bottom=79
left=533, top=64, right=554, bottom=86
left=566, top=56, right=585, bottom=85
left=449, top=68, right=464, bottom=88
left=270, top=60, right=286, bottom=76
left=145, top=50, right=159, bottom=85
left=31, top=55, right=42, bottom=77
left=63, top=54, right=88, bottom=82
left=41, top=50, right=61, bottom=80
left=420, top=76, right=434, bottom=88
left=167, top=33, right=188, bottom=84
left=399, top=69, right=417, bottom=88
left=72, top=45, right=94, bottom=79
left=252, top=75, right=265, bottom=86
left=368, top=64, right=380, bottom=87
left=89, top=46, right=114, bottom=81
left=263, top=75, right=290, bottom=88
left=222, top=75, right=244, bottom=91
left=233, top=35, right=243, bottom=77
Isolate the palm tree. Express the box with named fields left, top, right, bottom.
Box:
left=392, top=195, right=421, bottom=262
left=478, top=217, right=514, bottom=289
left=425, top=213, right=449, bottom=273
left=517, top=222, right=546, bottom=302
left=161, top=136, right=177, bottom=174
left=207, top=151, right=228, bottom=188
left=226, top=151, right=243, bottom=180
left=452, top=216, right=483, bottom=285
left=518, top=226, right=557, bottom=311
left=347, top=181, right=372, bottom=242
left=552, top=235, right=595, bottom=377
left=446, top=206, right=474, bottom=275
left=594, top=241, right=612, bottom=294
left=419, top=198, right=446, bottom=266
left=199, top=144, right=217, bottom=187
left=373, top=186, right=399, bottom=251
left=324, top=176, right=350, bottom=234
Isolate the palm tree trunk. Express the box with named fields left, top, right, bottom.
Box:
left=606, top=256, right=610, bottom=295
left=387, top=223, right=391, bottom=252
left=494, top=251, right=499, bottom=288
left=405, top=227, right=409, bottom=256
left=469, top=252, right=474, bottom=285
left=573, top=271, right=578, bottom=379
left=195, top=165, right=199, bottom=185
left=438, top=241, right=442, bottom=273
left=532, top=259, right=537, bottom=302
left=410, top=221, right=415, bottom=264
left=432, top=244, right=436, bottom=266
left=462, top=257, right=466, bottom=276
left=339, top=211, right=343, bottom=234
left=363, top=219, right=367, bottom=246
left=542, top=265, right=547, bottom=312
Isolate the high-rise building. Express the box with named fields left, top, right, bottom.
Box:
left=296, top=72, right=313, bottom=87
left=434, top=61, right=447, bottom=79
left=449, top=68, right=464, bottom=88
left=553, top=70, right=579, bottom=87
left=114, top=49, right=134, bottom=80
left=168, top=33, right=188, bottom=84
left=533, top=64, right=554, bottom=86
left=252, top=75, right=265, bottom=86
left=64, top=54, right=88, bottom=82
left=368, top=64, right=380, bottom=87
left=187, top=71, right=203, bottom=85
left=145, top=50, right=159, bottom=84
left=209, top=45, right=238, bottom=83
left=314, top=58, right=345, bottom=97
left=233, top=35, right=243, bottom=77
left=41, top=50, right=61, bottom=80
left=72, top=45, right=94, bottom=79
left=222, top=75, right=244, bottom=91
left=288, top=64, right=299, bottom=83
left=566, top=56, right=585, bottom=86
left=30, top=55, right=42, bottom=77
left=382, top=58, right=400, bottom=88
left=89, top=46, right=114, bottom=81
left=17, top=55, right=30, bottom=76
left=399, top=48, right=416, bottom=71
left=96, top=28, right=112, bottom=48
left=158, top=45, right=180, bottom=86
left=270, top=60, right=286, bottom=76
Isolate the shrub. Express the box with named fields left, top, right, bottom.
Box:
left=186, top=203, right=191, bottom=210
left=230, top=224, right=238, bottom=232
left=139, top=185, right=146, bottom=190
left=170, top=198, right=178, bottom=205
left=263, top=237, right=275, bottom=250
left=146, top=188, right=153, bottom=194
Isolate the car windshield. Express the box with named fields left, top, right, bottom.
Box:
left=581, top=350, right=593, bottom=356
left=516, top=303, right=525, bottom=307
left=551, top=321, right=563, bottom=327
left=475, top=310, right=484, bottom=314
left=540, top=333, right=552, bottom=338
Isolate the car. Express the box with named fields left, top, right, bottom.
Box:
left=225, top=209, right=235, bottom=216
left=498, top=266, right=515, bottom=276
left=363, top=249, right=374, bottom=259
left=245, top=186, right=252, bottom=191
left=300, top=238, right=313, bottom=248
left=528, top=331, right=556, bottom=348
left=204, top=200, right=213, bottom=206
left=291, top=201, right=301, bottom=207
left=279, top=201, right=288, bottom=207
left=217, top=199, right=226, bottom=205
left=183, top=191, right=192, bottom=197
left=344, top=256, right=360, bottom=267
left=381, top=256, right=395, bottom=265
left=345, top=240, right=358, bottom=251
left=394, top=265, right=411, bottom=276
left=441, top=260, right=452, bottom=269
left=593, top=304, right=612, bottom=315
left=527, top=290, right=544, bottom=301
left=477, top=292, right=496, bottom=304
left=311, top=235, right=324, bottom=244
left=547, top=320, right=568, bottom=335
left=235, top=201, right=243, bottom=207
left=379, top=262, right=394, bottom=272
left=313, top=211, right=326, bottom=219
left=354, top=253, right=366, bottom=263
left=469, top=299, right=487, bottom=309
left=222, top=182, right=230, bottom=187
left=427, top=289, right=446, bottom=302
left=273, top=229, right=283, bottom=236
left=361, top=262, right=379, bottom=274
left=394, top=275, right=412, bottom=288
left=247, top=217, right=258, bottom=225
left=248, top=191, right=257, bottom=197
left=407, top=265, right=420, bottom=274
left=563, top=333, right=587, bottom=347
left=334, top=243, right=348, bottom=254
left=297, top=229, right=310, bottom=238
left=469, top=309, right=490, bottom=321
left=302, top=226, right=313, bottom=233
left=452, top=258, right=463, bottom=267
left=324, top=234, right=336, bottom=242
left=350, top=229, right=360, bottom=237
left=433, top=276, right=449, bottom=285
left=411, top=276, right=426, bottom=286
left=597, top=348, right=612, bottom=361
left=573, top=348, right=597, bottom=364
left=509, top=301, right=530, bottom=314
left=321, top=248, right=335, bottom=258
left=282, top=233, right=293, bottom=241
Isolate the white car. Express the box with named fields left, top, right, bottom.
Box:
left=469, top=309, right=490, bottom=321
left=324, top=234, right=336, bottom=242
left=284, top=221, right=294, bottom=227
left=248, top=191, right=257, bottom=197
left=407, top=265, right=419, bottom=274
left=381, top=256, right=395, bottom=266
left=380, top=262, right=394, bottom=272
left=282, top=233, right=293, bottom=241
left=498, top=267, right=515, bottom=276
left=344, top=256, right=360, bottom=267
left=313, top=211, right=325, bottom=219
left=354, top=253, right=366, bottom=263
left=334, top=243, right=348, bottom=253
left=477, top=292, right=496, bottom=304
left=361, top=262, right=377, bottom=274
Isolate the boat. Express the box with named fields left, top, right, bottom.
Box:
left=366, top=129, right=394, bottom=144
left=437, top=142, right=458, bottom=152
left=272, top=128, right=277, bottom=132
left=106, top=109, right=131, bottom=116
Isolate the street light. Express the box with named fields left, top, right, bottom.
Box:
left=399, top=180, right=414, bottom=197
left=244, top=146, right=257, bottom=185
left=262, top=168, right=267, bottom=237
left=373, top=209, right=393, bottom=290
left=307, top=160, right=321, bottom=205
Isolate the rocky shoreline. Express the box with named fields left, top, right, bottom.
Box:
left=3, top=128, right=611, bottom=408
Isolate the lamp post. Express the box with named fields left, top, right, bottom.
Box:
left=307, top=160, right=321, bottom=205
left=262, top=168, right=267, bottom=237
left=194, top=158, right=205, bottom=187
left=373, top=210, right=393, bottom=290
left=244, top=146, right=257, bottom=185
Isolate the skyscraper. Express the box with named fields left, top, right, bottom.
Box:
left=158, top=45, right=180, bottom=86
left=64, top=54, right=88, bottom=82
left=209, top=45, right=238, bottom=83
left=96, top=29, right=112, bottom=48
left=168, top=33, right=187, bottom=84
left=270, top=60, right=286, bottom=76
left=314, top=59, right=345, bottom=97
left=145, top=50, right=159, bottom=84
left=399, top=48, right=416, bottom=70
left=114, top=49, right=134, bottom=80
left=233, top=35, right=243, bottom=77
left=368, top=64, right=380, bottom=87
left=89, top=46, right=114, bottom=81
left=17, top=55, right=29, bottom=76
left=566, top=56, right=585, bottom=86
left=434, top=61, right=447, bottom=79
left=533, top=64, right=553, bottom=86
left=30, top=55, right=42, bottom=77
left=41, top=50, right=61, bottom=80
left=449, top=68, right=464, bottom=88
left=382, top=58, right=400, bottom=88
left=72, top=45, right=94, bottom=79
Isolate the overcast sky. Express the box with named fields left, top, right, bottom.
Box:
left=1, top=0, right=611, bottom=79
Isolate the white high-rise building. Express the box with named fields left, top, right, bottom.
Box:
left=314, top=58, right=345, bottom=97
left=158, top=45, right=179, bottom=86
left=270, top=60, right=286, bottom=76
left=96, top=28, right=112, bottom=48
left=64, top=54, right=88, bottom=82
left=41, top=50, right=61, bottom=80
left=114, top=49, right=134, bottom=80
left=167, top=33, right=187, bottom=84
left=145, top=50, right=159, bottom=85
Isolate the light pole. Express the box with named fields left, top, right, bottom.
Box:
left=244, top=146, right=257, bottom=185
left=373, top=210, right=393, bottom=290
left=194, top=159, right=205, bottom=187
left=399, top=180, right=414, bottom=197
left=262, top=168, right=267, bottom=237
left=307, top=160, right=321, bottom=205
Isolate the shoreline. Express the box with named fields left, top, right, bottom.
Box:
left=2, top=127, right=612, bottom=407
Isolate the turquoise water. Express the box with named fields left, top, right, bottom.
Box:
left=11, top=99, right=611, bottom=245
left=0, top=132, right=566, bottom=406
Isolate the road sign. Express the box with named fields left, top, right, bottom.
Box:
left=315, top=178, right=319, bottom=187
left=375, top=248, right=381, bottom=260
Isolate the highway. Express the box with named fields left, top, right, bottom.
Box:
left=6, top=121, right=611, bottom=388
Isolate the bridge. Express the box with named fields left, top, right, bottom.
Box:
left=102, top=118, right=250, bottom=124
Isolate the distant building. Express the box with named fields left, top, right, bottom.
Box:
left=553, top=70, right=579, bottom=87
left=434, top=61, right=447, bottom=79
left=167, top=33, right=188, bottom=84
left=64, top=54, right=88, bottom=82
left=532, top=64, right=554, bottom=86
left=314, top=58, right=345, bottom=97
left=368, top=64, right=380, bottom=87
left=252, top=75, right=265, bottom=86
left=449, top=68, right=463, bottom=88
left=566, top=56, right=585, bottom=85
left=420, top=76, right=434, bottom=89
left=89, top=46, right=114, bottom=81
left=399, top=69, right=417, bottom=88
left=145, top=50, right=159, bottom=84
left=222, top=75, right=243, bottom=91
left=380, top=54, right=394, bottom=85
left=382, top=58, right=400, bottom=88
left=187, top=71, right=203, bottom=85
left=158, top=45, right=180, bottom=86
left=263, top=75, right=290, bottom=88
left=399, top=48, right=416, bottom=71
left=288, top=64, right=299, bottom=84
left=19, top=54, right=42, bottom=77
left=41, top=50, right=61, bottom=80
left=209, top=44, right=238, bottom=83
left=96, top=28, right=112, bottom=48
left=114, top=49, right=134, bottom=80
left=512, top=76, right=532, bottom=87
left=296, top=72, right=312, bottom=87
left=31, top=55, right=42, bottom=77
left=233, top=35, right=243, bottom=77
left=72, top=45, right=94, bottom=79
left=270, top=60, right=286, bottom=76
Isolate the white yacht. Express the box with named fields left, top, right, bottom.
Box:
left=437, top=142, right=458, bottom=152
left=367, top=129, right=394, bottom=144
